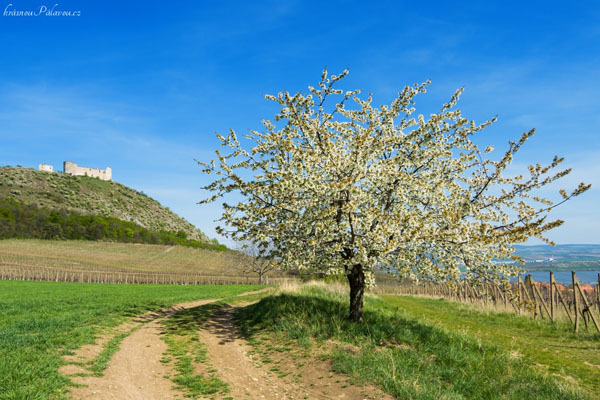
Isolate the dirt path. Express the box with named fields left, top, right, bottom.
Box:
left=67, top=299, right=218, bottom=400
left=199, top=306, right=299, bottom=399
left=63, top=290, right=390, bottom=400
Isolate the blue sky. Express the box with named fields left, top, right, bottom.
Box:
left=1, top=0, right=598, bottom=245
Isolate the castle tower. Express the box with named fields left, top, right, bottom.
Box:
left=63, top=161, right=77, bottom=175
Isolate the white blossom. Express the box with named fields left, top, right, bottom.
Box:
left=199, top=70, right=589, bottom=321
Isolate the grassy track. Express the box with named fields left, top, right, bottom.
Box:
left=382, top=295, right=600, bottom=396
left=0, top=280, right=260, bottom=400
left=159, top=290, right=274, bottom=398
left=235, top=285, right=590, bottom=400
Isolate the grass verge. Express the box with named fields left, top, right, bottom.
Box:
left=235, top=285, right=589, bottom=400
left=381, top=294, right=600, bottom=396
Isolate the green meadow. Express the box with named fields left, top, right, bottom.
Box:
left=1, top=280, right=597, bottom=399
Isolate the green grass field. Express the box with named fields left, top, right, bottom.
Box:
left=0, top=280, right=260, bottom=400
left=2, top=278, right=598, bottom=399
left=381, top=295, right=600, bottom=396
left=235, top=285, right=593, bottom=400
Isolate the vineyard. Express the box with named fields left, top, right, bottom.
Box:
left=380, top=271, right=600, bottom=333
left=0, top=239, right=289, bottom=285
left=3, top=239, right=600, bottom=333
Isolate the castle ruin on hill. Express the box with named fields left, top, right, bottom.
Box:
left=37, top=161, right=112, bottom=181
left=38, top=163, right=53, bottom=172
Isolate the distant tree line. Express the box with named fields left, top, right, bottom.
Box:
left=0, top=198, right=227, bottom=251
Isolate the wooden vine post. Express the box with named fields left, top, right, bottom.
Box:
left=523, top=275, right=535, bottom=318
left=573, top=275, right=600, bottom=333
left=597, top=273, right=600, bottom=315
left=530, top=277, right=551, bottom=319
left=549, top=271, right=555, bottom=320
left=517, top=274, right=522, bottom=314
left=526, top=275, right=536, bottom=318
left=572, top=271, right=579, bottom=333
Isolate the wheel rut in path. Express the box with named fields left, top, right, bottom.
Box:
left=67, top=298, right=218, bottom=400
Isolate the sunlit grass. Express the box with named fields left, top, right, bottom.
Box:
left=382, top=294, right=600, bottom=396
left=235, top=285, right=589, bottom=400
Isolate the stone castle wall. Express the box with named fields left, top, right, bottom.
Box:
left=63, top=161, right=112, bottom=181
left=38, top=163, right=54, bottom=172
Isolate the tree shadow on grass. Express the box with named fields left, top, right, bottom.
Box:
left=161, top=302, right=245, bottom=346
left=233, top=292, right=446, bottom=349
left=232, top=291, right=589, bottom=400
left=161, top=303, right=224, bottom=335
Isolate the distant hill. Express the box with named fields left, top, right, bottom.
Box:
left=514, top=244, right=600, bottom=260
left=513, top=244, right=600, bottom=270
left=0, top=166, right=212, bottom=243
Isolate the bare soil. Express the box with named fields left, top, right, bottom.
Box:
left=62, top=292, right=391, bottom=400
left=65, top=299, right=218, bottom=400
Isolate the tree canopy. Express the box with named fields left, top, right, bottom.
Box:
left=200, top=69, right=589, bottom=322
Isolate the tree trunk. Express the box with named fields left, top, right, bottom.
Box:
left=258, top=271, right=263, bottom=285
left=347, top=264, right=365, bottom=323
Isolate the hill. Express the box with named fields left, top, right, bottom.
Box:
left=514, top=244, right=600, bottom=270
left=514, top=244, right=600, bottom=260
left=0, top=166, right=210, bottom=243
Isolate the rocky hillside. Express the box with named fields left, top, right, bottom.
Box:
left=0, top=166, right=211, bottom=243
